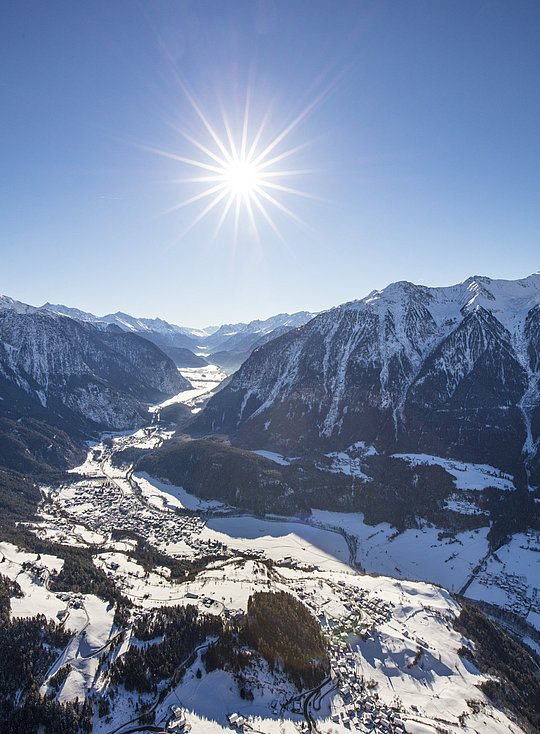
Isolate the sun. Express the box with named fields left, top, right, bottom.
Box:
left=143, top=82, right=325, bottom=243
left=222, top=157, right=261, bottom=198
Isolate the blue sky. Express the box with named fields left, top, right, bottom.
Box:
left=2, top=0, right=539, bottom=327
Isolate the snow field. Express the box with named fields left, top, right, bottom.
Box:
left=152, top=364, right=227, bottom=412
left=135, top=471, right=224, bottom=512
left=201, top=515, right=352, bottom=573
left=311, top=511, right=490, bottom=592
left=392, top=453, right=515, bottom=492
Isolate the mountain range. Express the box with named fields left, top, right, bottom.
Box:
left=41, top=302, right=315, bottom=372
left=192, top=274, right=540, bottom=487
left=2, top=274, right=540, bottom=519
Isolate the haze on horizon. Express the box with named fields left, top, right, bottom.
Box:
left=2, top=0, right=539, bottom=328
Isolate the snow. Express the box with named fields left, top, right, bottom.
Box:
left=310, top=511, right=491, bottom=592
left=152, top=364, right=227, bottom=412
left=0, top=293, right=37, bottom=314
left=323, top=451, right=371, bottom=480
left=252, top=450, right=290, bottom=465
left=160, top=654, right=301, bottom=734
left=445, top=496, right=483, bottom=515
left=49, top=595, right=116, bottom=703
left=359, top=272, right=540, bottom=334
left=392, top=453, right=515, bottom=491
left=349, top=440, right=378, bottom=455
left=0, top=541, right=66, bottom=622
left=134, top=471, right=224, bottom=512
left=93, top=552, right=189, bottom=607
left=201, top=516, right=351, bottom=573
left=466, top=531, right=540, bottom=626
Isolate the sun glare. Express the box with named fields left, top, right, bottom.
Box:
left=223, top=158, right=260, bottom=197
left=144, top=82, right=326, bottom=243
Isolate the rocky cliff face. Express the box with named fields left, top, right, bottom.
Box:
left=0, top=310, right=189, bottom=433
left=193, top=274, right=540, bottom=485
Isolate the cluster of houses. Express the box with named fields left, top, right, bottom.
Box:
left=327, top=643, right=407, bottom=733
left=41, top=473, right=229, bottom=565
left=294, top=580, right=392, bottom=638
left=227, top=712, right=249, bottom=729
left=477, top=568, right=540, bottom=618
left=166, top=704, right=190, bottom=732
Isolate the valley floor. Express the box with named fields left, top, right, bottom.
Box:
left=5, top=367, right=539, bottom=734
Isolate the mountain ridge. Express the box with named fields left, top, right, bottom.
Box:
left=0, top=295, right=316, bottom=372
left=0, top=309, right=189, bottom=434
left=191, top=273, right=540, bottom=486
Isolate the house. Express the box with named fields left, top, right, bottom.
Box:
left=167, top=718, right=187, bottom=732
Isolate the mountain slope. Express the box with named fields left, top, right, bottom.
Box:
left=42, top=302, right=315, bottom=371
left=192, top=274, right=540, bottom=484
left=41, top=302, right=205, bottom=360
left=0, top=310, right=189, bottom=434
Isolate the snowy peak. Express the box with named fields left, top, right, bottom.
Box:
left=458, top=273, right=540, bottom=328
left=344, top=273, right=540, bottom=327
left=42, top=302, right=99, bottom=322
left=42, top=304, right=204, bottom=339
left=193, top=273, right=540, bottom=486
left=206, top=311, right=315, bottom=344
left=0, top=294, right=38, bottom=315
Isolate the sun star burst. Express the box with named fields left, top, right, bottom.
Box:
left=146, top=84, right=324, bottom=243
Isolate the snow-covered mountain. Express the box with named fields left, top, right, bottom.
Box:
left=203, top=311, right=316, bottom=372
left=42, top=302, right=206, bottom=338
left=193, top=274, right=540, bottom=485
left=204, top=312, right=315, bottom=348
left=0, top=294, right=38, bottom=315
left=41, top=302, right=208, bottom=365
left=0, top=309, right=189, bottom=433
left=41, top=302, right=315, bottom=372
left=2, top=296, right=316, bottom=373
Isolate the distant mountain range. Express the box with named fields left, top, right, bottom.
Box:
left=42, top=302, right=316, bottom=372
left=192, top=273, right=540, bottom=487
left=202, top=311, right=315, bottom=372
left=41, top=302, right=210, bottom=366
left=0, top=296, right=316, bottom=373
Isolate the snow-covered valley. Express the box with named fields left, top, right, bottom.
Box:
left=1, top=367, right=536, bottom=734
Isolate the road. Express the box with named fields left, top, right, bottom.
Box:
left=302, top=676, right=334, bottom=733
left=107, top=643, right=209, bottom=734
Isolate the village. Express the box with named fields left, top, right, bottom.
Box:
left=36, top=437, right=229, bottom=565
left=0, top=369, right=532, bottom=734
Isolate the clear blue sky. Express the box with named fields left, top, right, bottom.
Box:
left=2, top=0, right=539, bottom=327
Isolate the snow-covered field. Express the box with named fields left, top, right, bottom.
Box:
left=252, top=449, right=291, bottom=465
left=152, top=364, right=227, bottom=413
left=134, top=471, right=224, bottom=512
left=0, top=541, right=65, bottom=621
left=392, top=453, right=515, bottom=491
left=311, top=511, right=490, bottom=592
left=201, top=515, right=351, bottom=572
left=12, top=365, right=536, bottom=734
